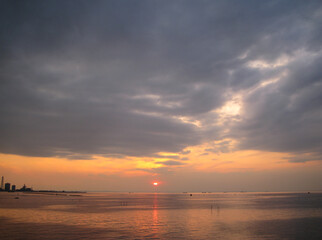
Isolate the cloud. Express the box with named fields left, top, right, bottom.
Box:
left=1, top=0, right=322, bottom=161
left=199, top=153, right=209, bottom=156
left=152, top=154, right=180, bottom=160
left=136, top=167, right=174, bottom=175
left=155, top=160, right=185, bottom=166
left=205, top=140, right=233, bottom=154
left=283, top=154, right=322, bottom=163
left=180, top=150, right=191, bottom=155
left=230, top=53, right=322, bottom=156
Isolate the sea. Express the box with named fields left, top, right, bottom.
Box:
left=0, top=192, right=322, bottom=239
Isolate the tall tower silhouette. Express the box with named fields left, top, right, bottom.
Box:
left=1, top=176, right=4, bottom=189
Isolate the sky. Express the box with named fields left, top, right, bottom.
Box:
left=1, top=0, right=322, bottom=192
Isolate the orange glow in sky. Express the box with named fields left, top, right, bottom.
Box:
left=153, top=182, right=158, bottom=186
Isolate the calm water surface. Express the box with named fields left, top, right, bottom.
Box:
left=0, top=192, right=322, bottom=239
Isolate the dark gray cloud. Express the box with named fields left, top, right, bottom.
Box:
left=152, top=154, right=180, bottom=160
left=1, top=0, right=322, bottom=160
left=155, top=160, right=185, bottom=166
left=283, top=155, right=322, bottom=163
left=205, top=140, right=233, bottom=154
left=230, top=54, right=322, bottom=157
left=199, top=153, right=209, bottom=156
left=180, top=150, right=191, bottom=155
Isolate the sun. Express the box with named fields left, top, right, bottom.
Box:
left=153, top=182, right=158, bottom=186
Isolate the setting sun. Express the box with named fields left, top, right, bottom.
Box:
left=153, top=182, right=158, bottom=186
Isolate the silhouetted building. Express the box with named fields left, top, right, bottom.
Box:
left=19, top=184, right=33, bottom=192
left=20, top=184, right=26, bottom=191
left=1, top=176, right=3, bottom=189
left=5, top=183, right=10, bottom=191
left=12, top=185, right=16, bottom=191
